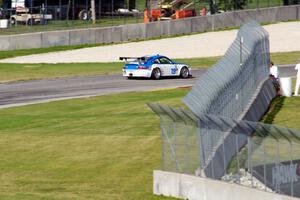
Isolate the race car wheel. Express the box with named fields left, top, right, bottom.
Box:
left=151, top=68, right=161, bottom=80
left=180, top=67, right=189, bottom=79
left=78, top=10, right=90, bottom=21
left=27, top=18, right=35, bottom=26
left=10, top=17, right=16, bottom=25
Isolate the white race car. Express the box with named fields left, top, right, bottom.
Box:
left=121, top=55, right=192, bottom=79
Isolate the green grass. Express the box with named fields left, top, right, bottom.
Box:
left=0, top=63, right=123, bottom=82
left=245, top=0, right=282, bottom=9
left=0, top=44, right=112, bottom=60
left=270, top=51, right=300, bottom=66
left=262, top=78, right=300, bottom=130
left=0, top=76, right=299, bottom=199
left=0, top=50, right=299, bottom=82
left=0, top=88, right=188, bottom=200
left=269, top=98, right=300, bottom=129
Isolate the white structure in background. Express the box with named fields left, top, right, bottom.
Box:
left=11, top=0, right=25, bottom=8
left=295, top=62, right=300, bottom=96
left=280, top=77, right=292, bottom=97
left=270, top=63, right=279, bottom=78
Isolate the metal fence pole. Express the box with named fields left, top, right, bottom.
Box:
left=111, top=0, right=114, bottom=25
left=197, top=120, right=204, bottom=176
left=59, top=0, right=62, bottom=20
left=9, top=8, right=12, bottom=28
left=290, top=142, right=294, bottom=197
left=247, top=137, right=254, bottom=187
left=29, top=0, right=33, bottom=27
left=222, top=132, right=227, bottom=175
left=160, top=121, right=165, bottom=171
left=98, top=0, right=101, bottom=20
left=184, top=124, right=189, bottom=173
left=276, top=140, right=280, bottom=193
left=72, top=0, right=75, bottom=20
left=235, top=134, right=240, bottom=173
left=173, top=121, right=177, bottom=172
left=263, top=139, right=267, bottom=191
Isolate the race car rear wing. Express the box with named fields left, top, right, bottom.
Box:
left=119, top=57, right=146, bottom=62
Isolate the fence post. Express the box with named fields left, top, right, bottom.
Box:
left=222, top=132, right=227, bottom=175
left=235, top=134, right=240, bottom=174
left=247, top=137, right=254, bottom=187
left=276, top=141, right=280, bottom=193
left=173, top=121, right=177, bottom=171
left=160, top=121, right=165, bottom=171
left=290, top=142, right=294, bottom=197
left=263, top=140, right=267, bottom=191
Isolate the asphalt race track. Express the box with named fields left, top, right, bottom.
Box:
left=0, top=69, right=206, bottom=108
left=0, top=65, right=296, bottom=108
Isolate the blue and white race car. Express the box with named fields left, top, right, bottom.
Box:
left=120, top=55, right=192, bottom=79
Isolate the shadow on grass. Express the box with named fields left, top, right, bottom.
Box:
left=261, top=96, right=286, bottom=124
left=226, top=96, right=286, bottom=174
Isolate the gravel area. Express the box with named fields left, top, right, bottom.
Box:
left=1, top=21, right=300, bottom=63
left=222, top=169, right=274, bottom=193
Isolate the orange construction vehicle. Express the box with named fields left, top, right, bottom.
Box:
left=144, top=0, right=196, bottom=22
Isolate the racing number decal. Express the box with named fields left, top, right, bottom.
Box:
left=171, top=67, right=178, bottom=75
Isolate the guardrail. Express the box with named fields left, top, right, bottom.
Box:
left=0, top=5, right=299, bottom=51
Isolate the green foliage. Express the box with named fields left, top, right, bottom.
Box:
left=0, top=63, right=123, bottom=83
left=217, top=0, right=248, bottom=10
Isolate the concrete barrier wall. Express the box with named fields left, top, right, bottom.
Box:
left=41, top=31, right=69, bottom=47
left=0, top=5, right=299, bottom=51
left=154, top=170, right=300, bottom=200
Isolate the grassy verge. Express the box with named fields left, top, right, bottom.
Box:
left=0, top=44, right=109, bottom=60
left=0, top=50, right=299, bottom=82
left=0, top=88, right=188, bottom=200
left=0, top=63, right=124, bottom=82
left=0, top=82, right=299, bottom=199
left=262, top=78, right=300, bottom=129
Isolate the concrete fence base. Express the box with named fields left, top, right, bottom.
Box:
left=154, top=170, right=299, bottom=200
left=0, top=5, right=300, bottom=51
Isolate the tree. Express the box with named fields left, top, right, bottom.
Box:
left=217, top=0, right=248, bottom=11
left=2, top=0, right=11, bottom=9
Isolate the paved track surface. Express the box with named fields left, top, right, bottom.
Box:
left=0, top=69, right=206, bottom=108
left=0, top=65, right=296, bottom=109
left=1, top=22, right=300, bottom=63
